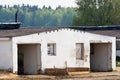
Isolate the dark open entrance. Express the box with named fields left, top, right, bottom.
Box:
left=18, top=53, right=24, bottom=74
left=90, top=43, right=112, bottom=71
left=18, top=44, right=41, bottom=75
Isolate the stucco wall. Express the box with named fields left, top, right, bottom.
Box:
left=12, top=29, right=116, bottom=73
left=0, top=39, right=13, bottom=71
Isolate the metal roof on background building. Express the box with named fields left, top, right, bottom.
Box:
left=69, top=26, right=120, bottom=39
left=69, top=25, right=120, bottom=31
left=0, top=23, right=120, bottom=38
left=0, top=22, right=21, bottom=30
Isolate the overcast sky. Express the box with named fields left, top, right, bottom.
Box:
left=0, top=0, right=77, bottom=9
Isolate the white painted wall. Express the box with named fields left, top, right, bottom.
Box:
left=0, top=39, right=13, bottom=71
left=11, top=28, right=116, bottom=74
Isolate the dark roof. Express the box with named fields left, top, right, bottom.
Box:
left=0, top=27, right=61, bottom=38
left=69, top=26, right=120, bottom=30
left=87, top=30, right=120, bottom=39
left=0, top=27, right=119, bottom=38
left=69, top=26, right=120, bottom=39
left=0, top=22, right=21, bottom=29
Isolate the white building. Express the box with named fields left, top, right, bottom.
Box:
left=71, top=27, right=120, bottom=57
left=84, top=30, right=120, bottom=57
left=0, top=27, right=116, bottom=75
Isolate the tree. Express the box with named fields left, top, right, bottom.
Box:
left=73, top=0, right=120, bottom=26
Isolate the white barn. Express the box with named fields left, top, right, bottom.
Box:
left=0, top=27, right=116, bottom=74
left=71, top=27, right=120, bottom=57
left=85, top=30, right=120, bottom=57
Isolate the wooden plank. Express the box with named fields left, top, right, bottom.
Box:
left=45, top=67, right=90, bottom=75
left=68, top=71, right=89, bottom=75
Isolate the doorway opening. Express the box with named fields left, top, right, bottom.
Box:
left=18, top=44, right=41, bottom=75
left=90, top=43, right=112, bottom=71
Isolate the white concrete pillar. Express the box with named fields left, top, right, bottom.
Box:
left=36, top=44, right=41, bottom=73
left=13, top=44, right=18, bottom=73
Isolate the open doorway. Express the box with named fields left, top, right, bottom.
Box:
left=90, top=43, right=112, bottom=71
left=18, top=44, right=41, bottom=75
left=18, top=53, right=24, bottom=74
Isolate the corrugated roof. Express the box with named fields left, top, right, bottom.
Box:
left=0, top=27, right=119, bottom=38
left=0, top=27, right=61, bottom=38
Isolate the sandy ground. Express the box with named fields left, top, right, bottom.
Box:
left=0, top=67, right=120, bottom=80
left=58, top=72, right=120, bottom=80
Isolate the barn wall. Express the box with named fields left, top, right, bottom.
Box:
left=12, top=29, right=116, bottom=73
left=0, top=39, right=13, bottom=71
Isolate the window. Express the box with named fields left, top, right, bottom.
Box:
left=47, top=43, right=56, bottom=55
left=76, top=43, right=84, bottom=60
left=116, top=41, right=120, bottom=50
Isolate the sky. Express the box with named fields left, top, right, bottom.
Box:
left=0, top=0, right=77, bottom=9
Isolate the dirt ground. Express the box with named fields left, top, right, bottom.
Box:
left=58, top=72, right=120, bottom=80
left=0, top=67, right=120, bottom=80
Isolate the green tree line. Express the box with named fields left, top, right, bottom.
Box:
left=1, top=0, right=120, bottom=27
left=0, top=5, right=75, bottom=27
left=73, top=0, right=120, bottom=26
